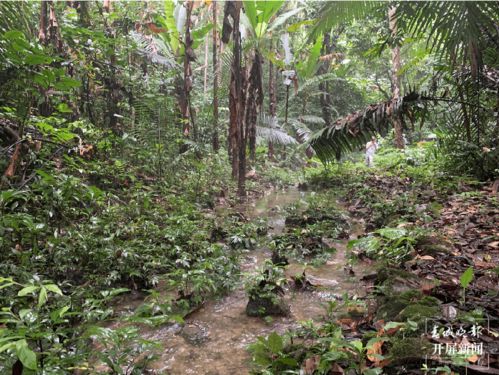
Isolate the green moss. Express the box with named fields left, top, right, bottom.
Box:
left=397, top=303, right=439, bottom=321
left=376, top=290, right=440, bottom=321
left=389, top=337, right=431, bottom=362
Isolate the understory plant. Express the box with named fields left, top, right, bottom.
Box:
left=348, top=226, right=427, bottom=265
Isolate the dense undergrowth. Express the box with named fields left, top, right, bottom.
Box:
left=0, top=118, right=305, bottom=372
left=249, top=144, right=498, bottom=375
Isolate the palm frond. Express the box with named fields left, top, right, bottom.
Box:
left=299, top=115, right=326, bottom=125
left=308, top=1, right=381, bottom=41
left=256, top=114, right=297, bottom=145
left=310, top=92, right=422, bottom=162
left=256, top=126, right=297, bottom=145
left=288, top=118, right=313, bottom=143
left=396, top=2, right=499, bottom=66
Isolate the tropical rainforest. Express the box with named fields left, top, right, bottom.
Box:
left=0, top=1, right=498, bottom=374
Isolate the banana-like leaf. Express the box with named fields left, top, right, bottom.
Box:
left=268, top=7, right=304, bottom=33
left=243, top=0, right=285, bottom=38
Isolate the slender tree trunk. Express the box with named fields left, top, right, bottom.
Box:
left=284, top=85, right=290, bottom=126
left=76, top=1, right=91, bottom=27
left=38, top=0, right=48, bottom=44
left=203, top=36, right=209, bottom=95
left=238, top=67, right=248, bottom=197
left=222, top=1, right=243, bottom=181
left=457, top=74, right=472, bottom=142
left=248, top=51, right=263, bottom=162
left=103, top=0, right=111, bottom=12
left=48, top=1, right=62, bottom=51
left=182, top=0, right=195, bottom=137
left=268, top=57, right=276, bottom=159
left=388, top=5, right=404, bottom=149
left=318, top=32, right=333, bottom=128
left=212, top=1, right=220, bottom=152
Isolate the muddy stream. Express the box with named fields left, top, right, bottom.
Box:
left=121, top=187, right=373, bottom=374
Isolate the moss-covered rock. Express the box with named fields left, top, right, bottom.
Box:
left=377, top=289, right=440, bottom=321
left=246, top=295, right=290, bottom=317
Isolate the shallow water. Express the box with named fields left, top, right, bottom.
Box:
left=138, top=188, right=372, bottom=374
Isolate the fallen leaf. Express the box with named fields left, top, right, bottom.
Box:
left=303, top=355, right=320, bottom=375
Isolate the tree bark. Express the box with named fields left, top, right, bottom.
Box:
left=268, top=57, right=277, bottom=159
left=48, top=1, right=63, bottom=51
left=318, top=32, right=333, bottom=128
left=38, top=0, right=48, bottom=44
left=182, top=0, right=195, bottom=137
left=222, top=1, right=243, bottom=181
left=248, top=51, right=263, bottom=162
left=388, top=5, right=405, bottom=149
left=212, top=1, right=220, bottom=152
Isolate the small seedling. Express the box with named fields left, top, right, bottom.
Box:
left=459, top=266, right=474, bottom=305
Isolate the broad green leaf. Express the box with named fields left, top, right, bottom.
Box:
left=287, top=19, right=315, bottom=33
left=350, top=340, right=363, bottom=352
left=56, top=103, right=73, bottom=113
left=38, top=287, right=48, bottom=307
left=296, top=36, right=322, bottom=79
left=44, top=284, right=63, bottom=295
left=376, top=227, right=407, bottom=240
left=16, top=340, right=37, bottom=370
left=276, top=356, right=298, bottom=367
left=50, top=306, right=70, bottom=321
left=0, top=342, right=15, bottom=353
left=460, top=266, right=474, bottom=288
left=267, top=332, right=283, bottom=353
left=25, top=54, right=53, bottom=66
left=268, top=7, right=303, bottom=32
left=163, top=0, right=179, bottom=54
left=18, top=286, right=38, bottom=297
left=192, top=23, right=214, bottom=49
left=3, top=30, right=25, bottom=41
left=53, top=77, right=81, bottom=90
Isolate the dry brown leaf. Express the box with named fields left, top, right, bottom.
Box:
left=303, top=355, right=320, bottom=375
left=330, top=363, right=344, bottom=374
left=367, top=339, right=387, bottom=367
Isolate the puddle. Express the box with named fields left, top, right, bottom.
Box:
left=123, top=187, right=373, bottom=374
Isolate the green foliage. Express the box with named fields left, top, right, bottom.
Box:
left=245, top=261, right=287, bottom=303
left=348, top=226, right=426, bottom=265
left=84, top=326, right=159, bottom=374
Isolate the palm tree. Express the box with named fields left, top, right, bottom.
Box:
left=308, top=1, right=499, bottom=160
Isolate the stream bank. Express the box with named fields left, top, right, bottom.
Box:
left=131, top=187, right=374, bottom=374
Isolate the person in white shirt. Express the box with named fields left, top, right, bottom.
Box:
left=365, top=136, right=378, bottom=167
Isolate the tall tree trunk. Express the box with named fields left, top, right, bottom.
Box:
left=248, top=51, right=263, bottom=162
left=268, top=56, right=276, bottom=159
left=318, top=32, right=342, bottom=159
left=103, top=0, right=111, bottom=12
left=457, top=73, right=472, bottom=142
left=203, top=36, right=209, bottom=95
left=212, top=0, right=220, bottom=152
left=388, top=5, right=404, bottom=149
left=76, top=1, right=91, bottom=27
left=222, top=1, right=243, bottom=181
left=182, top=0, right=195, bottom=138
left=48, top=1, right=62, bottom=51
left=318, top=33, right=333, bottom=127
left=38, top=0, right=48, bottom=44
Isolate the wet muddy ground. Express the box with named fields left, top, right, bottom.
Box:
left=136, top=188, right=373, bottom=374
